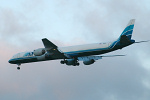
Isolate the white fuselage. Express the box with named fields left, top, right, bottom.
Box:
left=9, top=41, right=115, bottom=63
left=60, top=42, right=112, bottom=53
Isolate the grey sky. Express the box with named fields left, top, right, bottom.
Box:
left=0, top=0, right=150, bottom=100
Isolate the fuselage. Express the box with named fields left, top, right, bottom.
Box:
left=8, top=39, right=135, bottom=64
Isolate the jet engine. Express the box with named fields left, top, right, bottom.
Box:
left=33, top=48, right=45, bottom=56
left=65, top=59, right=74, bottom=65
left=60, top=59, right=79, bottom=66
left=83, top=59, right=95, bottom=65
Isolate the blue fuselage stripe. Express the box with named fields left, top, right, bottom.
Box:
left=9, top=56, right=37, bottom=64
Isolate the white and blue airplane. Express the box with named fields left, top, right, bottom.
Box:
left=8, top=19, right=148, bottom=70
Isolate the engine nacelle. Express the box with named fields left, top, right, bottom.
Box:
left=83, top=59, right=95, bottom=65
left=36, top=54, right=46, bottom=61
left=33, top=48, right=45, bottom=56
left=66, top=59, right=75, bottom=65
left=61, top=59, right=79, bottom=66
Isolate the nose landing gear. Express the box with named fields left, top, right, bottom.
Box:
left=17, top=67, right=20, bottom=70
left=17, top=64, right=21, bottom=70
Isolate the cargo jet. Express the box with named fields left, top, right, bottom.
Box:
left=8, top=19, right=148, bottom=70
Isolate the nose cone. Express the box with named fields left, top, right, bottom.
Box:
left=8, top=59, right=13, bottom=64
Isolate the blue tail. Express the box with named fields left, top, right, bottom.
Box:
left=119, top=19, right=135, bottom=40
left=116, top=19, right=135, bottom=45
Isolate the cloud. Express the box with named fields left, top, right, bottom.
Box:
left=0, top=0, right=150, bottom=100
left=0, top=9, right=30, bottom=36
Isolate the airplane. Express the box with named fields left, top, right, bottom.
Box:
left=8, top=19, right=149, bottom=70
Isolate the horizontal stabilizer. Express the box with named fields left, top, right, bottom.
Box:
left=135, top=40, right=150, bottom=43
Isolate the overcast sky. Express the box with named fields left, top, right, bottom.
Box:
left=1, top=0, right=150, bottom=100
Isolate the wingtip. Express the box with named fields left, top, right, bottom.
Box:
left=42, top=38, right=47, bottom=40
left=42, top=38, right=49, bottom=42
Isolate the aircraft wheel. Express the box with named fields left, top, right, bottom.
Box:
left=76, top=63, right=80, bottom=66
left=60, top=60, right=65, bottom=64
left=73, top=64, right=76, bottom=66
left=17, top=67, right=20, bottom=70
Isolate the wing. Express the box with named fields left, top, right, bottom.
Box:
left=78, top=55, right=125, bottom=61
left=77, top=55, right=125, bottom=65
left=42, top=38, right=57, bottom=49
left=42, top=38, right=70, bottom=59
left=78, top=56, right=102, bottom=61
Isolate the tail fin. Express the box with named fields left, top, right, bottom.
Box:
left=119, top=19, right=135, bottom=40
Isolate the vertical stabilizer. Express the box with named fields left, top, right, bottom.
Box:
left=119, top=19, right=135, bottom=40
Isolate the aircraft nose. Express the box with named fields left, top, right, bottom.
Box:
left=8, top=59, right=12, bottom=64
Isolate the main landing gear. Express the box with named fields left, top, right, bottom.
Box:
left=17, top=64, right=21, bottom=70
left=60, top=60, right=67, bottom=64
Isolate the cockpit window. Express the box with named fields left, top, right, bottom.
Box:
left=24, top=52, right=34, bottom=57
left=11, top=52, right=34, bottom=59
left=12, top=53, right=19, bottom=59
